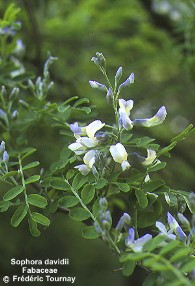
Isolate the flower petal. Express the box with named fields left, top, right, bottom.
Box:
left=133, top=106, right=167, bottom=128
left=83, top=150, right=97, bottom=168
left=86, top=120, right=105, bottom=140
left=142, top=149, right=156, bottom=166
left=110, top=143, right=128, bottom=164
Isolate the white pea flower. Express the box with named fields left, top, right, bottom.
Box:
left=85, top=120, right=105, bottom=140
left=133, top=106, right=167, bottom=128
left=142, top=149, right=157, bottom=166
left=125, top=228, right=152, bottom=252
left=75, top=150, right=97, bottom=175
left=118, top=99, right=134, bottom=130
left=110, top=143, right=130, bottom=171
left=68, top=120, right=105, bottom=155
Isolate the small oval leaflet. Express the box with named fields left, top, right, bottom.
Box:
left=23, top=161, right=40, bottom=170
left=69, top=207, right=91, bottom=221
left=82, top=226, right=99, bottom=239
left=11, top=204, right=28, bottom=227
left=3, top=185, right=24, bottom=201
left=27, top=194, right=47, bottom=208
left=31, top=212, right=50, bottom=226
left=25, top=175, right=40, bottom=185
left=58, top=195, right=79, bottom=208
left=50, top=178, right=71, bottom=191
left=28, top=217, right=40, bottom=237
left=81, top=185, right=95, bottom=204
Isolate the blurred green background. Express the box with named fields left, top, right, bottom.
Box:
left=0, top=0, right=195, bottom=285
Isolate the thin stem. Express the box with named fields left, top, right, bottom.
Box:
left=66, top=179, right=121, bottom=255
left=18, top=156, right=31, bottom=215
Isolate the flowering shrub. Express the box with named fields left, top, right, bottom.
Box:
left=0, top=5, right=195, bottom=285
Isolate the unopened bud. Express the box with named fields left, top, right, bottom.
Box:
left=10, top=87, right=19, bottom=100
left=2, top=150, right=9, bottom=163
left=106, top=88, right=113, bottom=103
left=0, top=141, right=5, bottom=155
left=99, top=197, right=108, bottom=209
left=115, top=66, right=122, bottom=86
left=118, top=73, right=134, bottom=91
left=89, top=81, right=107, bottom=92
left=91, top=52, right=106, bottom=71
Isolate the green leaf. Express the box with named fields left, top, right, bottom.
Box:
left=31, top=212, right=50, bottom=226
left=27, top=194, right=47, bottom=208
left=82, top=226, right=99, bottom=239
left=122, top=261, right=136, bottom=276
left=58, top=105, right=70, bottom=113
left=148, top=162, right=166, bottom=172
left=58, top=196, right=79, bottom=208
left=23, top=161, right=40, bottom=170
left=137, top=211, right=158, bottom=228
left=25, top=175, right=40, bottom=185
left=66, top=170, right=75, bottom=180
left=144, top=180, right=165, bottom=193
left=171, top=124, right=194, bottom=143
left=157, top=142, right=177, bottom=157
left=81, top=185, right=96, bottom=204
left=112, top=182, right=130, bottom=192
left=11, top=204, right=28, bottom=227
left=69, top=207, right=91, bottom=221
left=3, top=185, right=24, bottom=201
left=73, top=98, right=90, bottom=107
left=95, top=178, right=107, bottom=189
left=135, top=189, right=148, bottom=208
left=21, top=148, right=37, bottom=160
left=50, top=178, right=71, bottom=191
left=120, top=252, right=149, bottom=263
left=28, top=217, right=40, bottom=237
left=164, top=192, right=177, bottom=206
left=143, top=235, right=166, bottom=252
left=0, top=171, right=18, bottom=180
left=72, top=173, right=88, bottom=190
left=159, top=240, right=180, bottom=256
left=143, top=258, right=167, bottom=271
left=170, top=248, right=191, bottom=263
left=75, top=107, right=91, bottom=114
left=0, top=201, right=10, bottom=212
left=180, top=257, right=195, bottom=273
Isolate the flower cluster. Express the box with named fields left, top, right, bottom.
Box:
left=68, top=58, right=167, bottom=175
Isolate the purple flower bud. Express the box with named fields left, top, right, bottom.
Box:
left=115, top=67, right=122, bottom=85
left=0, top=141, right=5, bottom=155
left=118, top=73, right=134, bottom=91
left=91, top=52, right=106, bottom=71
left=89, top=81, right=107, bottom=92
left=106, top=88, right=113, bottom=103
left=2, top=151, right=9, bottom=163
left=99, top=198, right=108, bottom=209
left=116, top=213, right=131, bottom=232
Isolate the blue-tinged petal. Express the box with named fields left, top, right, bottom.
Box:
left=86, top=120, right=105, bottom=140
left=119, top=110, right=133, bottom=130
left=142, top=149, right=156, bottom=166
left=132, top=234, right=152, bottom=252
left=156, top=221, right=167, bottom=234
left=121, top=160, right=131, bottom=171
left=70, top=122, right=86, bottom=138
left=176, top=226, right=187, bottom=241
left=79, top=137, right=98, bottom=148
left=167, top=212, right=179, bottom=229
left=133, top=106, right=167, bottom=128
left=68, top=142, right=86, bottom=155
left=83, top=150, right=97, bottom=168
left=110, top=143, right=128, bottom=163
left=119, top=99, right=134, bottom=115
left=74, top=164, right=91, bottom=175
